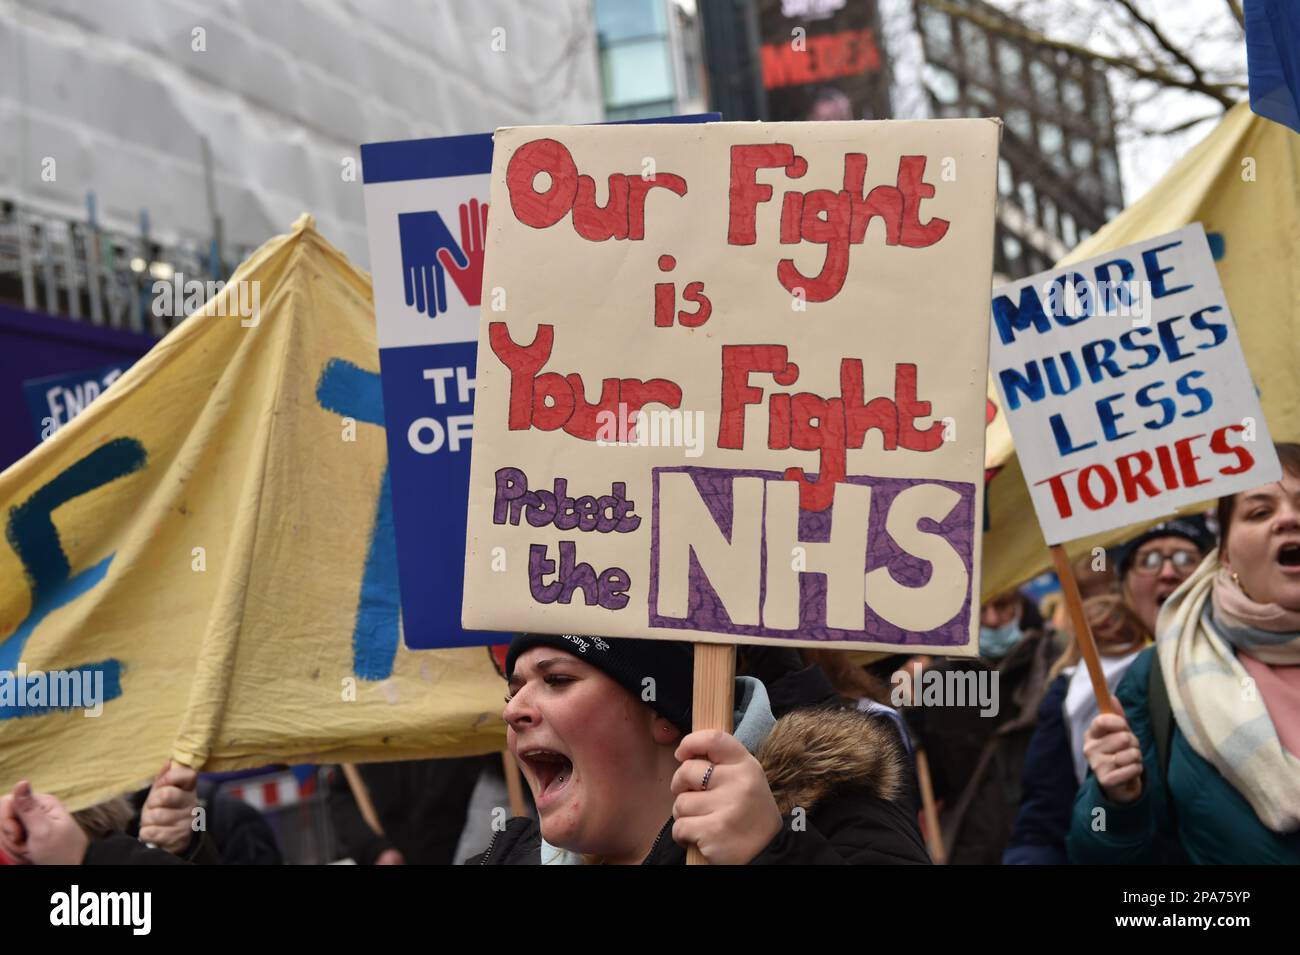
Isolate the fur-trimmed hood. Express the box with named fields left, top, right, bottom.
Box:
left=758, top=705, right=907, bottom=813
left=735, top=674, right=908, bottom=812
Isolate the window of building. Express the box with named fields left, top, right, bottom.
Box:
left=1061, top=74, right=1086, bottom=113
left=1099, top=150, right=1121, bottom=191
left=967, top=81, right=995, bottom=108
left=596, top=0, right=679, bottom=118
left=921, top=6, right=953, bottom=58
left=1038, top=120, right=1063, bottom=155
left=1040, top=195, right=1058, bottom=235
left=959, top=19, right=992, bottom=83
left=601, top=39, right=675, bottom=114
left=1075, top=171, right=1101, bottom=200
left=997, top=41, right=1024, bottom=86
left=1090, top=72, right=1112, bottom=128
left=1018, top=180, right=1036, bottom=219
left=999, top=158, right=1014, bottom=197
left=596, top=0, right=665, bottom=43
left=923, top=63, right=960, bottom=105
left=1029, top=59, right=1056, bottom=101
left=1070, top=138, right=1093, bottom=169
left=1004, top=106, right=1032, bottom=140
left=1003, top=232, right=1024, bottom=272
left=1061, top=211, right=1078, bottom=248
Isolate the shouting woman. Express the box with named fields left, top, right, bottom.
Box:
left=470, top=632, right=929, bottom=865
left=1068, top=444, right=1300, bottom=864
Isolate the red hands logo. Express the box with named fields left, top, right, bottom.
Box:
left=438, top=199, right=489, bottom=307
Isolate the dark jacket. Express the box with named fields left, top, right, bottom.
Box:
left=1067, top=647, right=1300, bottom=865
left=83, top=833, right=189, bottom=865
left=467, top=706, right=930, bottom=865
left=1003, top=673, right=1076, bottom=864
left=904, top=627, right=1059, bottom=864
left=328, top=755, right=498, bottom=865
left=126, top=779, right=281, bottom=865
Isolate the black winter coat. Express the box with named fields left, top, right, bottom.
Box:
left=328, top=755, right=499, bottom=865
left=83, top=833, right=189, bottom=865
left=467, top=707, right=930, bottom=865
left=1003, top=674, right=1075, bottom=865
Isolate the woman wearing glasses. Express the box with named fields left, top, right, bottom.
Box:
left=1003, top=519, right=1211, bottom=863
left=1067, top=443, right=1300, bottom=864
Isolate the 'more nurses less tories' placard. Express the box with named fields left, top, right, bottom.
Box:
left=462, top=120, right=1001, bottom=654
left=989, top=223, right=1279, bottom=545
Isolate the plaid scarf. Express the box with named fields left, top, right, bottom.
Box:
left=1157, top=550, right=1300, bottom=832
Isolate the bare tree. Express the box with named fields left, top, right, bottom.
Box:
left=918, top=0, right=1247, bottom=139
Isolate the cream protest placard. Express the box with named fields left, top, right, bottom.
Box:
left=462, top=121, right=999, bottom=654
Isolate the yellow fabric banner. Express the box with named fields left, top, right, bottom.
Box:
left=0, top=216, right=505, bottom=811
left=982, top=103, right=1300, bottom=599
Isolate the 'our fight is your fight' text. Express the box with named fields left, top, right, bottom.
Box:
left=463, top=122, right=998, bottom=652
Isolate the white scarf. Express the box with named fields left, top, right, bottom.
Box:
left=1064, top=650, right=1144, bottom=784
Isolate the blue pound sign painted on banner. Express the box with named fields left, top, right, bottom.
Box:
left=315, top=359, right=401, bottom=681
left=0, top=438, right=144, bottom=718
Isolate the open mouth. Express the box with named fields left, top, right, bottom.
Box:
left=1277, top=542, right=1300, bottom=568
left=518, top=748, right=574, bottom=802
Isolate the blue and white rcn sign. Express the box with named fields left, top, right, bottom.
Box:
left=362, top=132, right=493, bottom=649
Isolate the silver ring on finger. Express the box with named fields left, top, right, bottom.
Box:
left=700, top=763, right=714, bottom=791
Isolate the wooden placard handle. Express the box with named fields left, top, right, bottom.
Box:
left=341, top=763, right=384, bottom=837
left=686, top=642, right=736, bottom=866
left=1049, top=543, right=1117, bottom=716
left=915, top=748, right=946, bottom=865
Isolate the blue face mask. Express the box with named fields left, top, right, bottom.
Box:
left=979, top=620, right=1024, bottom=660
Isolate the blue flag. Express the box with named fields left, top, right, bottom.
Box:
left=1247, top=0, right=1300, bottom=133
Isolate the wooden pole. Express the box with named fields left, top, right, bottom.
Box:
left=341, top=763, right=384, bottom=836
left=1049, top=543, right=1116, bottom=716
left=502, top=750, right=527, bottom=818
left=915, top=748, right=946, bottom=865
left=686, top=642, right=736, bottom=866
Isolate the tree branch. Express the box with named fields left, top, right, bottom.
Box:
left=1112, top=0, right=1212, bottom=93
left=1143, top=112, right=1221, bottom=137
left=917, top=0, right=1239, bottom=109
left=1225, top=0, right=1245, bottom=31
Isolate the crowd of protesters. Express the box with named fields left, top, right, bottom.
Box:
left=2, top=444, right=1297, bottom=865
